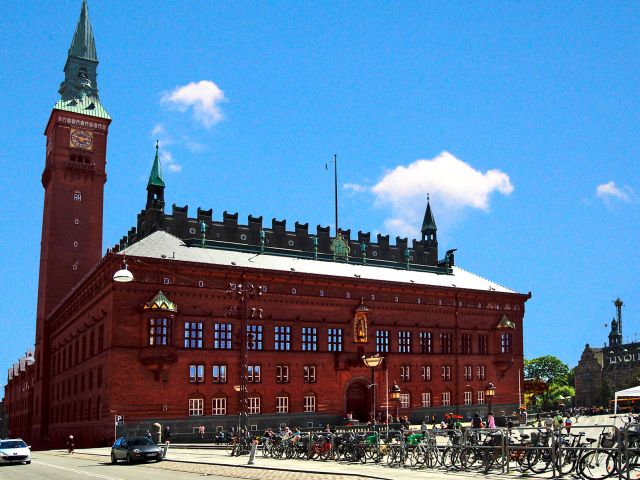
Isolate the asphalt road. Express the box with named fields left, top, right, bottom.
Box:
left=0, top=452, right=230, bottom=480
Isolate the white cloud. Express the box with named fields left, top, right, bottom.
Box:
left=161, top=80, right=226, bottom=127
left=343, top=183, right=367, bottom=193
left=150, top=124, right=181, bottom=174
left=371, top=151, right=513, bottom=237
left=596, top=181, right=635, bottom=203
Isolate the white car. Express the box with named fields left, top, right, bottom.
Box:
left=0, top=439, right=31, bottom=465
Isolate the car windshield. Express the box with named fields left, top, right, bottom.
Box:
left=128, top=437, right=154, bottom=446
left=0, top=440, right=27, bottom=449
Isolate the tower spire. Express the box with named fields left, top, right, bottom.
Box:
left=55, top=0, right=109, bottom=119
left=69, top=0, right=97, bottom=62
left=421, top=195, right=437, bottom=242
left=146, top=141, right=165, bottom=210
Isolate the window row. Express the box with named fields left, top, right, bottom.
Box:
left=189, top=394, right=317, bottom=416
left=400, top=364, right=486, bottom=382
left=53, top=324, right=105, bottom=375
left=189, top=364, right=317, bottom=384
left=188, top=390, right=489, bottom=416
left=152, top=319, right=514, bottom=355
left=53, top=366, right=103, bottom=400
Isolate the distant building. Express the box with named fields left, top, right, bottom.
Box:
left=3, top=1, right=531, bottom=448
left=575, top=298, right=638, bottom=407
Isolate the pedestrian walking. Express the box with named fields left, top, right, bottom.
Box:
left=163, top=426, right=171, bottom=458
left=487, top=411, right=496, bottom=429
left=564, top=414, right=573, bottom=434
left=67, top=434, right=75, bottom=454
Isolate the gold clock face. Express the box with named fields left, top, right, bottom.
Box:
left=69, top=129, right=93, bottom=151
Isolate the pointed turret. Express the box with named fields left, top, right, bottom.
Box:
left=421, top=195, right=437, bottom=243
left=55, top=0, right=109, bottom=119
left=146, top=141, right=165, bottom=210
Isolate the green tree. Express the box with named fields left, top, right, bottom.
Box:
left=524, top=356, right=570, bottom=385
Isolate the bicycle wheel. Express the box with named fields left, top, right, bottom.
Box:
left=461, top=447, right=483, bottom=470
left=409, top=445, right=425, bottom=468
left=527, top=448, right=554, bottom=474
left=578, top=449, right=616, bottom=480
left=555, top=448, right=576, bottom=475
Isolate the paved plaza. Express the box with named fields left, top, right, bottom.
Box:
left=26, top=414, right=630, bottom=480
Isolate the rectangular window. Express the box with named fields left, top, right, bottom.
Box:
left=247, top=325, right=263, bottom=350
left=419, top=331, right=433, bottom=354
left=421, top=365, right=431, bottom=381
left=73, top=192, right=82, bottom=202
left=184, top=322, right=203, bottom=349
left=440, top=333, right=452, bottom=354
left=463, top=365, right=472, bottom=381
left=212, top=398, right=226, bottom=415
left=398, top=331, right=411, bottom=353
left=477, top=391, right=485, bottom=404
left=401, top=365, right=410, bottom=382
left=189, top=398, right=204, bottom=416
left=149, top=318, right=171, bottom=346
left=304, top=365, right=316, bottom=383
left=461, top=334, right=472, bottom=354
left=501, top=333, right=513, bottom=353
left=421, top=392, right=431, bottom=407
left=276, top=396, right=289, bottom=413
left=189, top=364, right=204, bottom=383
left=464, top=391, right=472, bottom=405
left=212, top=365, right=227, bottom=383
left=213, top=323, right=232, bottom=349
left=97, top=366, right=102, bottom=387
left=478, top=335, right=488, bottom=355
left=442, top=392, right=451, bottom=406
left=400, top=393, right=410, bottom=409
left=376, top=330, right=389, bottom=353
left=276, top=365, right=289, bottom=383
left=302, top=327, right=318, bottom=351
left=477, top=365, right=486, bottom=380
left=274, top=325, right=291, bottom=351
left=304, top=395, right=316, bottom=412
left=247, top=397, right=261, bottom=414
left=98, top=325, right=104, bottom=352
left=441, top=365, right=451, bottom=381
left=328, top=328, right=343, bottom=352
left=247, top=365, right=261, bottom=383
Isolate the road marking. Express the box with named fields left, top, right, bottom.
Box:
left=32, top=460, right=125, bottom=480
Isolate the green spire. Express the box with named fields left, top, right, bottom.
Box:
left=148, top=141, right=165, bottom=187
left=421, top=195, right=437, bottom=234
left=55, top=0, right=110, bottom=119
left=69, top=0, right=97, bottom=61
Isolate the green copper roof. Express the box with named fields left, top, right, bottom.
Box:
left=56, top=0, right=109, bottom=119
left=143, top=290, right=178, bottom=313
left=69, top=0, right=97, bottom=61
left=421, top=198, right=437, bottom=233
left=54, top=95, right=110, bottom=119
left=148, top=141, right=165, bottom=187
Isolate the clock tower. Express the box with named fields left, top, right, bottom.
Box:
left=33, top=0, right=110, bottom=443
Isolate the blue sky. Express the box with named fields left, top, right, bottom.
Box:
left=1, top=1, right=639, bottom=390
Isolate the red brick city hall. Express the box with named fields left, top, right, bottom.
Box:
left=3, top=1, right=531, bottom=448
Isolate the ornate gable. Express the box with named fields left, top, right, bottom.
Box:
left=143, top=290, right=178, bottom=313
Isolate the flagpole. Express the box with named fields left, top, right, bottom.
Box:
left=333, top=154, right=338, bottom=234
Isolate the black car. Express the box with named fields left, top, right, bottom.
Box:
left=111, top=436, right=162, bottom=464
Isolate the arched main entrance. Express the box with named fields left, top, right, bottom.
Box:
left=345, top=380, right=370, bottom=422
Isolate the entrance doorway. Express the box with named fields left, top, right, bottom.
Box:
left=345, top=381, right=369, bottom=422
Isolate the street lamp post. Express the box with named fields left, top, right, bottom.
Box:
left=226, top=280, right=264, bottom=434
left=362, top=354, right=384, bottom=424
left=485, top=381, right=496, bottom=417
left=389, top=382, right=401, bottom=421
